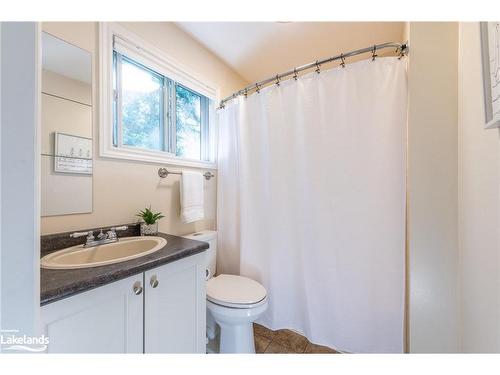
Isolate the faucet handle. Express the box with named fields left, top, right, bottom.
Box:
left=70, top=230, right=94, bottom=239
left=107, top=226, right=127, bottom=241
left=70, top=231, right=94, bottom=243
left=112, top=226, right=128, bottom=231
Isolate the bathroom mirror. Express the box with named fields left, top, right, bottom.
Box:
left=41, top=32, right=93, bottom=216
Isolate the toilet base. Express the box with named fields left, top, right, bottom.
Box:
left=219, top=321, right=255, bottom=353
left=206, top=299, right=268, bottom=354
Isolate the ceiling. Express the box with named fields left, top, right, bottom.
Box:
left=176, top=22, right=405, bottom=84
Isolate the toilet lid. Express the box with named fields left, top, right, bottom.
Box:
left=207, top=274, right=267, bottom=306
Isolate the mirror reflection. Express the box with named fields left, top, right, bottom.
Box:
left=41, top=32, right=93, bottom=216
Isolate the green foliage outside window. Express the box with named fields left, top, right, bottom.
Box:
left=121, top=57, right=163, bottom=150
left=176, top=85, right=201, bottom=160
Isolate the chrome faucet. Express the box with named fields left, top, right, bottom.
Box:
left=70, top=226, right=128, bottom=248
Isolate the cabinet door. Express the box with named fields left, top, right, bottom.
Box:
left=41, top=274, right=144, bottom=353
left=144, top=253, right=206, bottom=353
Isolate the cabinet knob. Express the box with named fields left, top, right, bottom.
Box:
left=150, top=275, right=159, bottom=288
left=133, top=281, right=143, bottom=295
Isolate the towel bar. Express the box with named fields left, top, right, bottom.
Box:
left=158, top=167, right=214, bottom=181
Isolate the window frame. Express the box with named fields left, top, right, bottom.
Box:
left=100, top=22, right=219, bottom=169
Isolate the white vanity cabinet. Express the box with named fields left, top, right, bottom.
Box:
left=144, top=253, right=206, bottom=353
left=41, top=273, right=144, bottom=353
left=41, top=252, right=206, bottom=353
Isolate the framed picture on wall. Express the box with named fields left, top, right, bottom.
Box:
left=54, top=132, right=93, bottom=174
left=480, top=22, right=500, bottom=129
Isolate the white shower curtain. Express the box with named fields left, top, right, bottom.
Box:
left=217, top=57, right=407, bottom=353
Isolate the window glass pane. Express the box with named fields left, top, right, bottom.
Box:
left=121, top=57, right=163, bottom=150
left=176, top=85, right=201, bottom=160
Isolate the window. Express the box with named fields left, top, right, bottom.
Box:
left=113, top=51, right=212, bottom=161
left=100, top=23, right=217, bottom=168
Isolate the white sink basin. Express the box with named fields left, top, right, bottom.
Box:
left=41, top=236, right=167, bottom=270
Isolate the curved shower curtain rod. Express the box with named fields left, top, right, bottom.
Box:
left=218, top=41, right=409, bottom=109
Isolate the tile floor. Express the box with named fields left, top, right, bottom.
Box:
left=253, top=323, right=338, bottom=354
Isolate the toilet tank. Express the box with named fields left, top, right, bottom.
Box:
left=182, top=230, right=217, bottom=279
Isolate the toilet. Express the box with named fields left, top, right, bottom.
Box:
left=183, top=230, right=268, bottom=353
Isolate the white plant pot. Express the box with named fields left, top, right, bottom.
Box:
left=140, top=222, right=158, bottom=236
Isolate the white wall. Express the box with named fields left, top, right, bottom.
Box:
left=407, top=22, right=460, bottom=353
left=406, top=21, right=500, bottom=353
left=458, top=22, right=500, bottom=352
left=0, top=22, right=40, bottom=337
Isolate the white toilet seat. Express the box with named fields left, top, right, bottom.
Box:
left=207, top=295, right=268, bottom=309
left=207, top=274, right=267, bottom=309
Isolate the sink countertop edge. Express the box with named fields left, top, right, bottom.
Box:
left=40, top=232, right=209, bottom=306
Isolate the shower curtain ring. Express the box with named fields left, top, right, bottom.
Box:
left=275, top=74, right=280, bottom=86
left=372, top=45, right=377, bottom=61
left=256, top=83, right=261, bottom=93
left=340, top=53, right=346, bottom=68
left=293, top=68, right=298, bottom=80
left=244, top=88, right=248, bottom=98
left=315, top=60, right=321, bottom=74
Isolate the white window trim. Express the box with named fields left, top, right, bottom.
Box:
left=99, top=22, right=219, bottom=169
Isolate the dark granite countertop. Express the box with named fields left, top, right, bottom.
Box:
left=40, top=229, right=208, bottom=306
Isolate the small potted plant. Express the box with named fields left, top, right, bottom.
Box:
left=137, top=207, right=165, bottom=236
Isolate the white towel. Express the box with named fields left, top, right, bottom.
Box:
left=180, top=170, right=204, bottom=223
